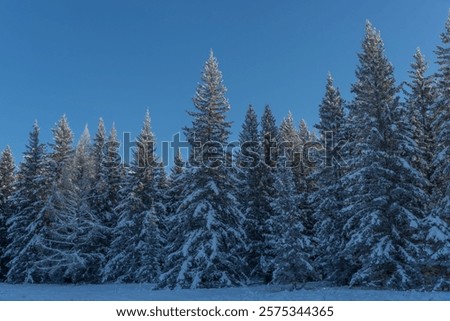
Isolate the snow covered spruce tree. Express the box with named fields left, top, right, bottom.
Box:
left=33, top=115, right=81, bottom=283
left=404, top=49, right=436, bottom=192
left=100, top=124, right=123, bottom=230
left=92, top=123, right=124, bottom=268
left=158, top=51, right=246, bottom=289
left=90, top=118, right=107, bottom=202
left=422, top=14, right=450, bottom=290
left=236, top=105, right=279, bottom=283
left=250, top=105, right=279, bottom=282
left=70, top=126, right=106, bottom=282
left=267, top=159, right=315, bottom=287
left=0, top=146, right=15, bottom=279
left=311, top=74, right=346, bottom=282
left=296, top=119, right=318, bottom=236
left=337, top=22, right=428, bottom=289
left=5, top=122, right=51, bottom=283
left=103, top=111, right=165, bottom=283
left=278, top=113, right=316, bottom=249
left=235, top=105, right=265, bottom=281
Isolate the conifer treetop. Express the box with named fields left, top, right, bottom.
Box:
left=186, top=51, right=232, bottom=146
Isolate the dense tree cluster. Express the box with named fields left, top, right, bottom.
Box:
left=0, top=18, right=449, bottom=290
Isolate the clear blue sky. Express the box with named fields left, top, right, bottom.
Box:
left=0, top=0, right=448, bottom=164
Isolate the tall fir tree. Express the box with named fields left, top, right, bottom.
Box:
left=252, top=105, right=279, bottom=282
left=404, top=49, right=436, bottom=191
left=235, top=105, right=268, bottom=281
left=337, top=22, right=427, bottom=289
left=296, top=119, right=317, bottom=237
left=5, top=122, right=51, bottom=282
left=90, top=118, right=107, bottom=210
left=279, top=113, right=316, bottom=252
left=0, top=146, right=15, bottom=279
left=104, top=111, right=164, bottom=283
left=34, top=115, right=80, bottom=282
left=159, top=51, right=246, bottom=289
left=71, top=126, right=105, bottom=282
left=315, top=74, right=346, bottom=138
left=94, top=124, right=124, bottom=268
left=312, top=74, right=346, bottom=282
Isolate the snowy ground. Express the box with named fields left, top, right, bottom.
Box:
left=0, top=283, right=449, bottom=301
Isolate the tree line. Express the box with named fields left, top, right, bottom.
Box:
left=0, top=17, right=449, bottom=291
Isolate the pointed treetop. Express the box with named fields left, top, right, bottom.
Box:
left=55, top=114, right=70, bottom=129
left=110, top=122, right=118, bottom=141
left=299, top=119, right=308, bottom=131
left=94, top=118, right=106, bottom=147
left=323, top=72, right=342, bottom=100
left=299, top=119, right=311, bottom=141
left=98, top=117, right=105, bottom=132
left=327, top=71, right=334, bottom=83
left=239, top=105, right=259, bottom=145
left=413, top=47, right=427, bottom=66
left=286, top=110, right=294, bottom=122
left=77, top=125, right=91, bottom=147
left=243, top=104, right=258, bottom=126
left=315, top=72, right=344, bottom=136
left=362, top=20, right=384, bottom=50
left=261, top=105, right=278, bottom=143
left=52, top=114, right=73, bottom=142
left=411, top=47, right=427, bottom=74
left=0, top=145, right=14, bottom=163
left=82, top=124, right=90, bottom=136
left=262, top=105, right=276, bottom=123
left=415, top=47, right=423, bottom=57
left=353, top=20, right=395, bottom=99
left=441, top=10, right=450, bottom=43
left=0, top=144, right=15, bottom=199
left=2, top=145, right=13, bottom=156
left=135, top=110, right=157, bottom=168
left=51, top=115, right=74, bottom=163
left=142, top=109, right=153, bottom=136
left=279, top=111, right=299, bottom=143
left=0, top=145, right=15, bottom=174
left=24, top=120, right=45, bottom=165
left=365, top=19, right=376, bottom=34
left=30, top=121, right=40, bottom=141
left=186, top=50, right=231, bottom=147
left=326, top=72, right=335, bottom=89
left=197, top=50, right=226, bottom=97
